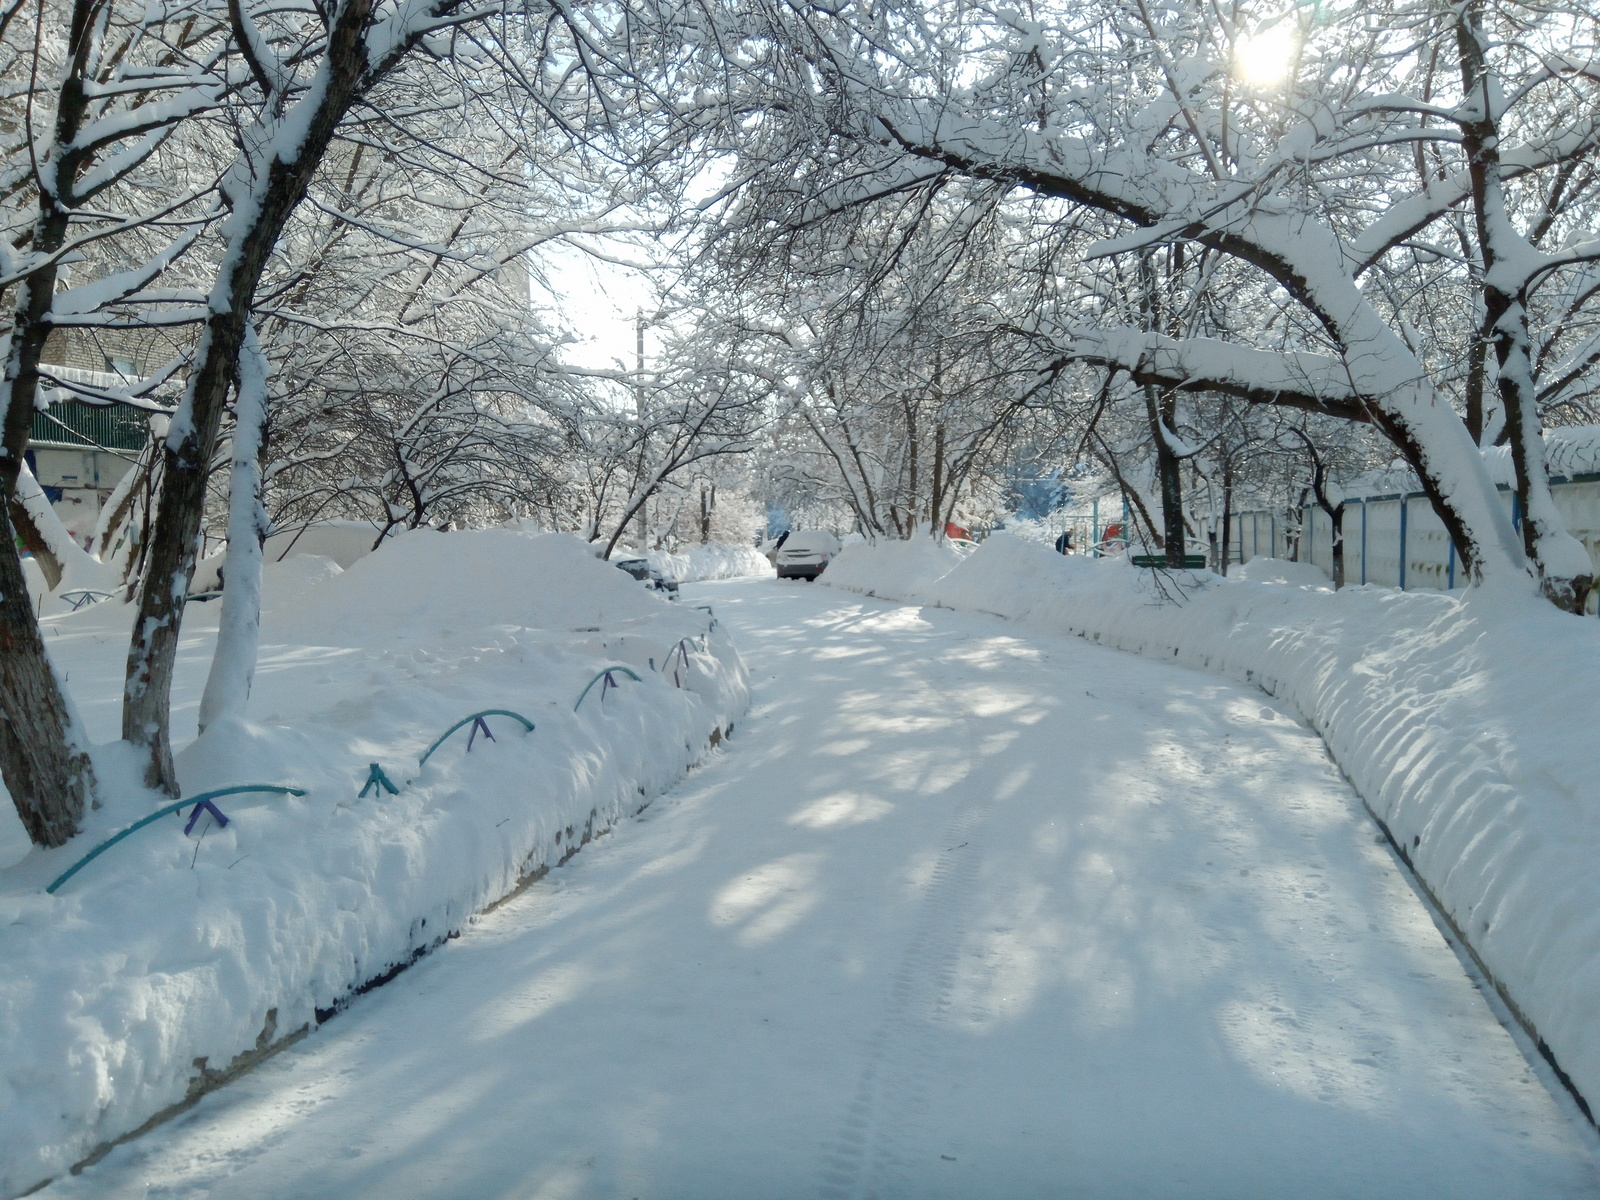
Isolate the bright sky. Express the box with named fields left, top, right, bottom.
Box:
left=539, top=248, right=661, bottom=372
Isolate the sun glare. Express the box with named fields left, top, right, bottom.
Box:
left=1234, top=24, right=1297, bottom=86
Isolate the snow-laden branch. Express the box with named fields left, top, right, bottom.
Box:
left=1039, top=327, right=1370, bottom=423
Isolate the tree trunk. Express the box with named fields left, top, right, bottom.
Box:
left=9, top=499, right=63, bottom=592
left=1330, top=502, right=1345, bottom=590
left=1144, top=385, right=1185, bottom=564
left=0, top=506, right=96, bottom=846
left=1218, top=458, right=1233, bottom=576
left=0, top=0, right=104, bottom=840
left=15, top=460, right=103, bottom=586
left=198, top=326, right=272, bottom=732
left=1464, top=316, right=1491, bottom=445
left=904, top=402, right=918, bottom=535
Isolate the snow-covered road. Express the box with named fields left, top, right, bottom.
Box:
left=45, top=579, right=1600, bottom=1199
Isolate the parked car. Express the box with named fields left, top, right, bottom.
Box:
left=613, top=556, right=679, bottom=598
left=774, top=530, right=841, bottom=580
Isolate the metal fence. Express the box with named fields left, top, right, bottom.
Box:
left=1231, top=473, right=1600, bottom=614
left=29, top=399, right=149, bottom=453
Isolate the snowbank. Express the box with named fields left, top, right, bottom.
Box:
left=648, top=541, right=774, bottom=584
left=0, top=531, right=747, bottom=1197
left=1231, top=556, right=1333, bottom=588
left=262, top=520, right=381, bottom=569
left=820, top=536, right=968, bottom=600
left=826, top=533, right=1600, bottom=1120
left=285, top=528, right=664, bottom=642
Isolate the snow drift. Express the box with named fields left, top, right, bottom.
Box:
left=647, top=541, right=774, bottom=584
left=825, top=533, right=1600, bottom=1120
left=0, top=531, right=748, bottom=1197
left=820, top=536, right=967, bottom=600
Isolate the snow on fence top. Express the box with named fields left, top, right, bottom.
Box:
left=1339, top=425, right=1600, bottom=501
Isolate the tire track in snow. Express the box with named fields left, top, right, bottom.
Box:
left=818, top=628, right=991, bottom=1200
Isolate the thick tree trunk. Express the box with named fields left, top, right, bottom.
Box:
left=1464, top=317, right=1491, bottom=446
left=1218, top=459, right=1233, bottom=576
left=1144, top=386, right=1185, bottom=564
left=0, top=0, right=104, bottom=840
left=0, top=506, right=95, bottom=846
left=1330, top=503, right=1345, bottom=589
left=1486, top=295, right=1591, bottom=610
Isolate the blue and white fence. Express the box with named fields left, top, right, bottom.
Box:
left=1231, top=474, right=1600, bottom=613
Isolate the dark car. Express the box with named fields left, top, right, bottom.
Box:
left=614, top=556, right=679, bottom=598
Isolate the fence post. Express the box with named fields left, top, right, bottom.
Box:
left=1360, top=500, right=1368, bottom=585
left=1399, top=493, right=1409, bottom=590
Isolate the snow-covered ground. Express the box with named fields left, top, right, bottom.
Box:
left=35, top=578, right=1600, bottom=1199
left=1231, top=555, right=1333, bottom=588
left=0, top=531, right=746, bottom=1197
left=821, top=535, right=1600, bottom=1123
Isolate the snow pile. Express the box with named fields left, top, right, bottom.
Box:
left=820, top=536, right=968, bottom=600
left=1231, top=556, right=1333, bottom=588
left=282, top=528, right=663, bottom=642
left=648, top=542, right=774, bottom=584
left=827, top=533, right=1600, bottom=1117
left=262, top=520, right=381, bottom=569
left=0, top=531, right=747, bottom=1197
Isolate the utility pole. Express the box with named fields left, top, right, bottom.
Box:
left=634, top=309, right=648, bottom=550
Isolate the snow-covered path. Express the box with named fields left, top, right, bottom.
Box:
left=46, top=580, right=1600, bottom=1199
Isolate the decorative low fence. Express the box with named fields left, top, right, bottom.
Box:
left=42, top=608, right=718, bottom=898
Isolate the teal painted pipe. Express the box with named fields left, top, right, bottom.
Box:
left=45, top=784, right=307, bottom=895
left=573, top=666, right=644, bottom=712
left=418, top=710, right=535, bottom=767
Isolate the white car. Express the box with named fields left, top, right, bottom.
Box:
left=774, top=530, right=842, bottom=581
